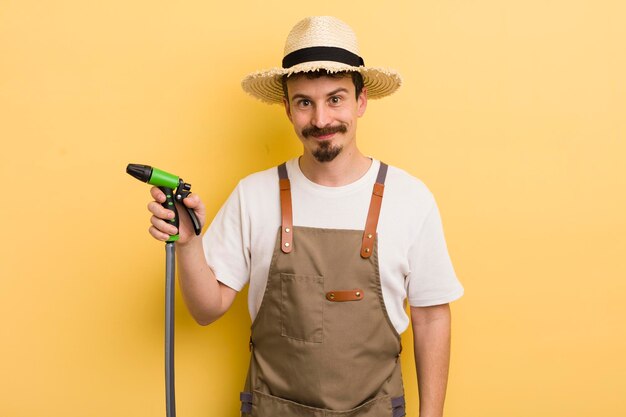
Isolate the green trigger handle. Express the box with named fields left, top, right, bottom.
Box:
left=126, top=164, right=201, bottom=241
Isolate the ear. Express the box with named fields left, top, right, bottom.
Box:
left=357, top=87, right=368, bottom=117
left=283, top=97, right=293, bottom=121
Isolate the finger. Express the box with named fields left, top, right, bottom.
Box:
left=147, top=201, right=175, bottom=220
left=149, top=225, right=171, bottom=241
left=150, top=186, right=166, bottom=203
left=182, top=194, right=206, bottom=219
left=182, top=193, right=201, bottom=208
left=150, top=215, right=178, bottom=236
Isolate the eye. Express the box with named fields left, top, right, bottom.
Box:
left=329, top=96, right=342, bottom=105
left=297, top=99, right=311, bottom=107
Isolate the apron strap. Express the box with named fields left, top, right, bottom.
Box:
left=239, top=391, right=253, bottom=414
left=391, top=395, right=406, bottom=417
left=278, top=163, right=293, bottom=253
left=277, top=161, right=388, bottom=258
left=361, top=162, right=388, bottom=258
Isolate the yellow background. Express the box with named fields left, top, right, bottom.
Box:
left=1, top=1, right=624, bottom=416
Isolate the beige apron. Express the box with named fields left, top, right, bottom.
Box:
left=240, top=162, right=406, bottom=417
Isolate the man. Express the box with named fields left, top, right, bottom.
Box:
left=147, top=16, right=463, bottom=417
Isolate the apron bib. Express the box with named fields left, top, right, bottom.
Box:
left=240, top=162, right=406, bottom=417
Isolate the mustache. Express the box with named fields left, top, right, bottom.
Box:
left=302, top=124, right=347, bottom=138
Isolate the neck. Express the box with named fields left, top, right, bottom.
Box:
left=299, top=148, right=372, bottom=187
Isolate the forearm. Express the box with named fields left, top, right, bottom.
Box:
left=175, top=237, right=233, bottom=325
left=411, top=304, right=452, bottom=417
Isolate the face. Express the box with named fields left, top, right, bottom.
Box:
left=283, top=74, right=367, bottom=163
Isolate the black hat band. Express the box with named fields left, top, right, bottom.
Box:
left=282, top=46, right=365, bottom=69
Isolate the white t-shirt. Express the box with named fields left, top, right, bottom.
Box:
left=202, top=158, right=463, bottom=334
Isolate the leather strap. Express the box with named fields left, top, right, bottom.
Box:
left=278, top=163, right=293, bottom=253
left=361, top=162, right=388, bottom=258
left=277, top=161, right=388, bottom=258
left=326, top=289, right=364, bottom=302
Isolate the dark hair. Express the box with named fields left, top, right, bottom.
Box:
left=281, top=70, right=364, bottom=101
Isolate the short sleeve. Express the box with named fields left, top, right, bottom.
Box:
left=201, top=182, right=251, bottom=292
left=406, top=200, right=464, bottom=306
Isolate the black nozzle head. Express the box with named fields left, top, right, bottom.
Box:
left=126, top=164, right=153, bottom=183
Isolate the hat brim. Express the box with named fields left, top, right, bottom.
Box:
left=241, top=61, right=402, bottom=104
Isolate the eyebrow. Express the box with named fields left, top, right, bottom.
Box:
left=326, top=87, right=350, bottom=97
left=291, top=88, right=350, bottom=102
left=290, top=93, right=310, bottom=102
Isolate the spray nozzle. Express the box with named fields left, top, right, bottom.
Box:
left=127, top=163, right=201, bottom=241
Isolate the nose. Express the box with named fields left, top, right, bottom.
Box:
left=311, top=105, right=331, bottom=128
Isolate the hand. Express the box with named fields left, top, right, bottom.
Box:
left=147, top=186, right=206, bottom=244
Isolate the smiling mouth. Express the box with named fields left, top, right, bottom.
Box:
left=302, top=125, right=347, bottom=139
left=312, top=132, right=335, bottom=140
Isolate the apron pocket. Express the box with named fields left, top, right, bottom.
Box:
left=251, top=390, right=394, bottom=417
left=280, top=273, right=324, bottom=343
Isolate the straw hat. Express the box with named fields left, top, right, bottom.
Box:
left=241, top=16, right=402, bottom=104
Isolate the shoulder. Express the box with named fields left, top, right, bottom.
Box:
left=231, top=162, right=292, bottom=213
left=383, top=163, right=435, bottom=210
left=239, top=164, right=279, bottom=186
left=235, top=162, right=282, bottom=195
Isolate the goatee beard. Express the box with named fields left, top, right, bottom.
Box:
left=302, top=124, right=347, bottom=163
left=313, top=140, right=343, bottom=162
